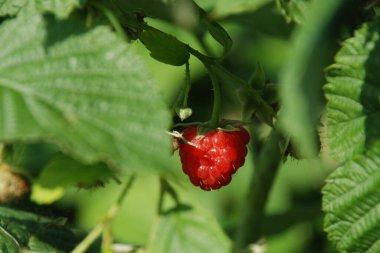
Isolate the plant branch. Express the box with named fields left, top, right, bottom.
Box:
left=71, top=175, right=135, bottom=253
left=234, top=128, right=288, bottom=252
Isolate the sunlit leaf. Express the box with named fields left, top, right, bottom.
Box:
left=0, top=14, right=172, bottom=175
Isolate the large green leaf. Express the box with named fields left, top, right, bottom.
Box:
left=0, top=15, right=171, bottom=175
left=278, top=0, right=355, bottom=158
left=323, top=19, right=380, bottom=253
left=323, top=146, right=380, bottom=253
left=324, top=20, right=380, bottom=163
left=147, top=206, right=231, bottom=253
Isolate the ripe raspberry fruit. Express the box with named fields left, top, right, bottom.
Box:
left=179, top=126, right=250, bottom=191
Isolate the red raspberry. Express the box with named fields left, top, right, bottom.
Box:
left=179, top=126, right=250, bottom=191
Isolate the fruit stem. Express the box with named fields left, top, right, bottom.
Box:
left=183, top=61, right=191, bottom=108
left=71, top=175, right=135, bottom=253
left=207, top=66, right=221, bottom=129
left=234, top=128, right=288, bottom=252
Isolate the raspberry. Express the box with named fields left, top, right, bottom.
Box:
left=178, top=126, right=250, bottom=191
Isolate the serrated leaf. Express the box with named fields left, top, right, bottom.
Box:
left=38, top=154, right=114, bottom=188
left=0, top=0, right=25, bottom=16
left=322, top=146, right=380, bottom=253
left=276, top=0, right=310, bottom=25
left=147, top=206, right=231, bottom=253
left=0, top=226, right=19, bottom=253
left=0, top=15, right=172, bottom=175
left=324, top=20, right=380, bottom=163
left=140, top=29, right=190, bottom=66
left=278, top=0, right=355, bottom=158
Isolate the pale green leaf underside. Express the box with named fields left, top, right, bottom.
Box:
left=0, top=15, right=171, bottom=174
left=0, top=0, right=82, bottom=17
left=0, top=0, right=25, bottom=16
left=19, top=0, right=83, bottom=17
left=148, top=207, right=231, bottom=253
left=324, top=20, right=380, bottom=162
left=323, top=146, right=380, bottom=253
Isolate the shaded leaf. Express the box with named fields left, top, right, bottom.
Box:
left=0, top=15, right=172, bottom=175
left=0, top=206, right=89, bottom=252
left=0, top=226, right=19, bottom=253
left=37, top=154, right=114, bottom=188
left=140, top=28, right=190, bottom=66
left=147, top=206, right=231, bottom=253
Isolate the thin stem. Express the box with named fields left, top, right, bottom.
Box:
left=208, top=66, right=221, bottom=128
left=90, top=2, right=128, bottom=41
left=183, top=61, right=191, bottom=107
left=0, top=143, right=4, bottom=163
left=234, top=129, right=288, bottom=253
left=71, top=176, right=135, bottom=253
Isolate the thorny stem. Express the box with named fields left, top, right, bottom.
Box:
left=71, top=175, right=136, bottom=253
left=234, top=128, right=288, bottom=253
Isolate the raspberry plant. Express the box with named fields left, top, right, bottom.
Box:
left=0, top=0, right=379, bottom=253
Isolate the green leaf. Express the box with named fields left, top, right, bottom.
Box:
left=19, top=0, right=84, bottom=18
left=0, top=226, right=19, bottom=253
left=37, top=154, right=114, bottom=188
left=323, top=19, right=380, bottom=253
left=0, top=0, right=83, bottom=17
left=322, top=146, right=380, bottom=253
left=0, top=15, right=172, bottom=175
left=0, top=0, right=25, bottom=16
left=276, top=0, right=311, bottom=25
left=140, top=28, right=190, bottom=66
left=201, top=18, right=232, bottom=57
left=147, top=206, right=231, bottom=253
left=0, top=206, right=88, bottom=252
left=278, top=0, right=355, bottom=158
left=324, top=20, right=380, bottom=163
